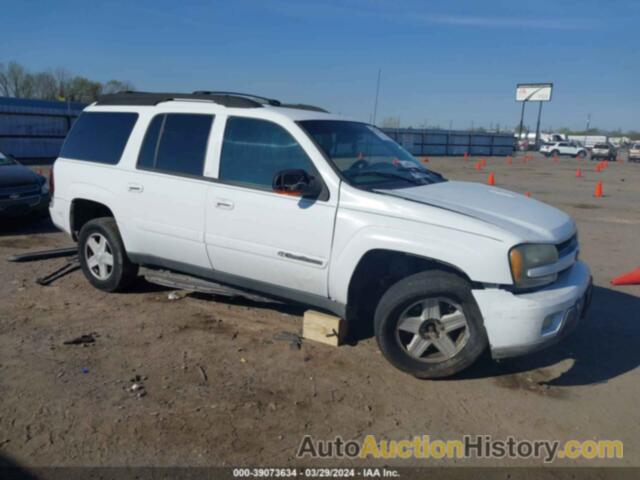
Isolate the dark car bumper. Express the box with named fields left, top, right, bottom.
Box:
left=0, top=193, right=49, bottom=218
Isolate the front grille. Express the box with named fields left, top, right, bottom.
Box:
left=556, top=234, right=578, bottom=258
left=0, top=184, right=40, bottom=200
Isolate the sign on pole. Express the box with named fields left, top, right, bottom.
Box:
left=516, top=83, right=553, bottom=102
left=515, top=83, right=553, bottom=148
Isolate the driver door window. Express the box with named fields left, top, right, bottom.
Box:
left=218, top=117, right=318, bottom=191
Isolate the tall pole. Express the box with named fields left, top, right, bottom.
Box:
left=534, top=101, right=543, bottom=149
left=372, top=68, right=381, bottom=126
left=518, top=101, right=527, bottom=145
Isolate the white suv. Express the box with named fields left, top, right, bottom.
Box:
left=49, top=91, right=592, bottom=378
left=540, top=141, right=587, bottom=158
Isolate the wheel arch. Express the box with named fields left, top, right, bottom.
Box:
left=341, top=248, right=481, bottom=343
left=70, top=198, right=115, bottom=241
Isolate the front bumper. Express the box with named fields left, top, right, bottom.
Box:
left=0, top=194, right=48, bottom=217
left=472, top=261, right=592, bottom=359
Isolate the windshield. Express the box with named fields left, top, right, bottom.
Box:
left=0, top=152, right=17, bottom=166
left=299, top=120, right=445, bottom=188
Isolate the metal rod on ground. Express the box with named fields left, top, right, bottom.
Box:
left=36, top=259, right=80, bottom=286
left=7, top=247, right=78, bottom=263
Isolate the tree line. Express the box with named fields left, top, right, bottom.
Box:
left=0, top=61, right=134, bottom=103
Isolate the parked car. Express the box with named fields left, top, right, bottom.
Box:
left=0, top=150, right=49, bottom=218
left=629, top=143, right=640, bottom=162
left=590, top=143, right=617, bottom=161
left=539, top=141, right=587, bottom=158
left=49, top=91, right=592, bottom=378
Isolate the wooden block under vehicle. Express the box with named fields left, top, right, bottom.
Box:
left=302, top=310, right=346, bottom=347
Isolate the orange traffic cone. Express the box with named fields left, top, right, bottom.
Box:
left=475, top=161, right=482, bottom=171
left=481, top=158, right=487, bottom=167
left=422, top=156, right=429, bottom=163
left=488, top=172, right=495, bottom=185
left=507, top=156, right=512, bottom=165
left=576, top=167, right=582, bottom=178
left=594, top=180, right=603, bottom=198
left=611, top=267, right=640, bottom=286
left=553, top=155, right=559, bottom=162
left=463, top=152, right=469, bottom=160
left=604, top=160, right=609, bottom=168
left=525, top=191, right=531, bottom=198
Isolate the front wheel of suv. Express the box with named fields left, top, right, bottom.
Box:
left=78, top=217, right=138, bottom=292
left=374, top=270, right=488, bottom=379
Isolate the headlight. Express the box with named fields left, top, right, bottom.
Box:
left=509, top=244, right=559, bottom=289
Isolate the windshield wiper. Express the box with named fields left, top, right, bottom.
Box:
left=398, top=166, right=446, bottom=182
left=346, top=170, right=424, bottom=185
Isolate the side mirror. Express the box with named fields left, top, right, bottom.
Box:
left=272, top=169, right=321, bottom=198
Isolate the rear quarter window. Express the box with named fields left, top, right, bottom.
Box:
left=60, top=112, right=138, bottom=164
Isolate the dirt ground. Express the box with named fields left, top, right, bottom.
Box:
left=1, top=152, right=639, bottom=470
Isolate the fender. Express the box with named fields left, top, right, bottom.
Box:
left=67, top=180, right=136, bottom=251
left=328, top=222, right=514, bottom=305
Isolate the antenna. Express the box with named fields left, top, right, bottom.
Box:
left=372, top=68, right=382, bottom=126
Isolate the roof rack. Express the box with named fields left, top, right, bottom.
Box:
left=193, top=91, right=281, bottom=106
left=193, top=91, right=328, bottom=112
left=96, top=91, right=329, bottom=112
left=278, top=103, right=329, bottom=113
left=96, top=91, right=263, bottom=108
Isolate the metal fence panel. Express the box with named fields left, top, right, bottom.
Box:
left=382, top=128, right=514, bottom=157
left=0, top=97, right=84, bottom=163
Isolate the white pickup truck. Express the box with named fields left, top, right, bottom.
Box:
left=49, top=91, right=592, bottom=378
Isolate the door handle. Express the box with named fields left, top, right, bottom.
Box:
left=128, top=183, right=144, bottom=193
left=215, top=199, right=234, bottom=210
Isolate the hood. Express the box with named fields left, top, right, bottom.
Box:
left=380, top=181, right=575, bottom=243
left=0, top=163, right=41, bottom=188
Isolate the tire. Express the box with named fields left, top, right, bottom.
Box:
left=551, top=150, right=560, bottom=157
left=78, top=217, right=138, bottom=292
left=577, top=151, right=586, bottom=159
left=374, top=270, right=488, bottom=379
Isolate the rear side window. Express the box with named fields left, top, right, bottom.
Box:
left=61, top=112, right=138, bottom=164
left=219, top=117, right=316, bottom=190
left=137, top=114, right=213, bottom=177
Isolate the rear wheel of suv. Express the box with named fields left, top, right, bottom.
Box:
left=577, top=151, right=586, bottom=159
left=551, top=149, right=560, bottom=157
left=78, top=217, right=138, bottom=292
left=374, top=270, right=488, bottom=379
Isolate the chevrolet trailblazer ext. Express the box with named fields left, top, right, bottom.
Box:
left=49, top=91, right=592, bottom=378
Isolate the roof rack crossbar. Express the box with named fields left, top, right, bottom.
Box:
left=193, top=91, right=281, bottom=106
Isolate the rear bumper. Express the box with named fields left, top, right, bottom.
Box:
left=472, top=261, right=592, bottom=359
left=49, top=196, right=71, bottom=233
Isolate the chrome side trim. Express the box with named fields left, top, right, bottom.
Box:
left=277, top=251, right=324, bottom=266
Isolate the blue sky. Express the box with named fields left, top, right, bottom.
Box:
left=2, top=0, right=638, bottom=131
